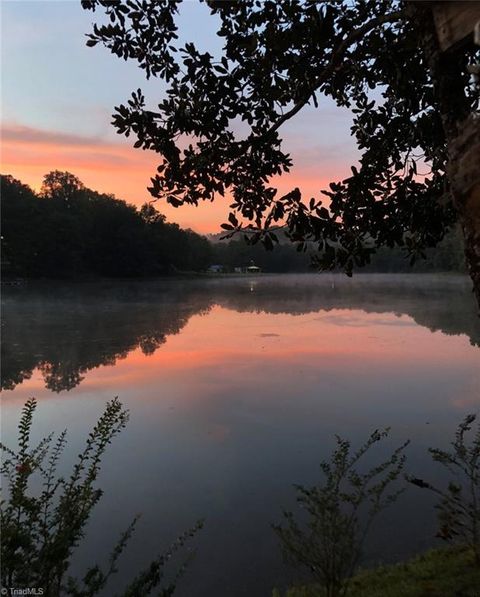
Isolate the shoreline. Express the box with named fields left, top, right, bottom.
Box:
left=274, top=545, right=479, bottom=597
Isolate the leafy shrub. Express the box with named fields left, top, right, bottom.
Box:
left=273, top=429, right=409, bottom=597
left=0, top=398, right=202, bottom=596
left=409, top=414, right=480, bottom=564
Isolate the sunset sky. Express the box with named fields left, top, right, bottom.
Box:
left=1, top=0, right=358, bottom=233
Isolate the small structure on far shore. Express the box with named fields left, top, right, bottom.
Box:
left=236, top=260, right=262, bottom=274
left=207, top=264, right=224, bottom=273
left=208, top=261, right=262, bottom=274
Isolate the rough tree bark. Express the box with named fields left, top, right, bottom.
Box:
left=417, top=2, right=480, bottom=310
left=448, top=115, right=480, bottom=309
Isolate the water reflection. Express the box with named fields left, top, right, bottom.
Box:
left=2, top=274, right=480, bottom=597
left=2, top=274, right=479, bottom=393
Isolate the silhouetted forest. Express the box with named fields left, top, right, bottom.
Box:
left=210, top=229, right=467, bottom=274
left=1, top=171, right=466, bottom=279
left=1, top=172, right=212, bottom=278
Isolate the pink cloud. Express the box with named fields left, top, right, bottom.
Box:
left=2, top=124, right=111, bottom=148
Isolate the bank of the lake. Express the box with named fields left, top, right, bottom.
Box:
left=276, top=546, right=479, bottom=597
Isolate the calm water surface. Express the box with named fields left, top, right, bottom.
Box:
left=2, top=274, right=480, bottom=596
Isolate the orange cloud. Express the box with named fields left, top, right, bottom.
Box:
left=1, top=123, right=348, bottom=233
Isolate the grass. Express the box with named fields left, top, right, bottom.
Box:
left=273, top=546, right=480, bottom=597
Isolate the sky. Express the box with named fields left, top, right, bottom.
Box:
left=1, top=0, right=357, bottom=234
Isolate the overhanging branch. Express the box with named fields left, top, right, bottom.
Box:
left=268, top=10, right=405, bottom=136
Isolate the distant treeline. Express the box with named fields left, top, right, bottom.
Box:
left=210, top=227, right=467, bottom=274
left=1, top=172, right=212, bottom=278
left=364, top=230, right=466, bottom=273
left=1, top=171, right=466, bottom=279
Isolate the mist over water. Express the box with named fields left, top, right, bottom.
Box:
left=2, top=274, right=479, bottom=596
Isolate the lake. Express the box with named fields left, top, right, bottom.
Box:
left=2, top=273, right=480, bottom=596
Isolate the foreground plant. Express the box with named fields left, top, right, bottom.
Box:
left=273, top=429, right=409, bottom=597
left=409, top=413, right=480, bottom=565
left=0, top=398, right=202, bottom=596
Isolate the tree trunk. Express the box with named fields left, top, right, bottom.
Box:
left=415, top=3, right=480, bottom=310
left=448, top=115, right=480, bottom=310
